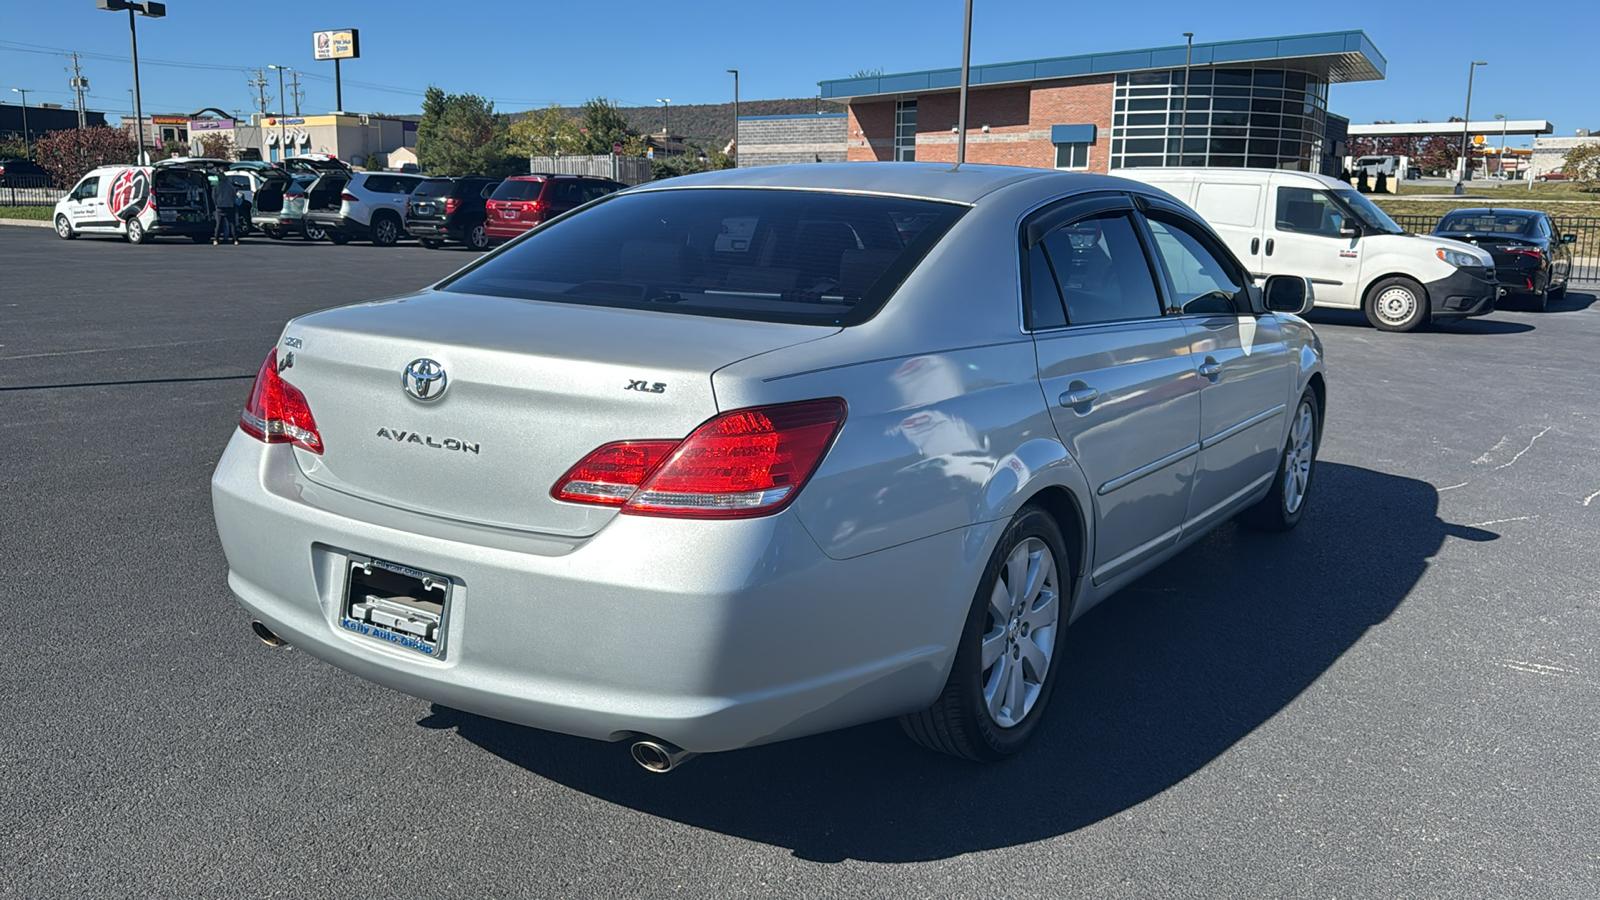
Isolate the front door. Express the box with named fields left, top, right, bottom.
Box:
left=1265, top=179, right=1363, bottom=308
left=1140, top=206, right=1292, bottom=532
left=1027, top=201, right=1202, bottom=585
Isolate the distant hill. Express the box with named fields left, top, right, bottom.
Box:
left=508, top=98, right=845, bottom=150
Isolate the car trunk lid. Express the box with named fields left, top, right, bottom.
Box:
left=278, top=289, right=839, bottom=536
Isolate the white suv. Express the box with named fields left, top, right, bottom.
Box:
left=302, top=171, right=423, bottom=246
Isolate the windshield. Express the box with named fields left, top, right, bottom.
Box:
left=1332, top=189, right=1404, bottom=234
left=489, top=179, right=546, bottom=201
left=440, top=188, right=967, bottom=326
left=1436, top=212, right=1535, bottom=235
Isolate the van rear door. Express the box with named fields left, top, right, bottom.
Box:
left=1190, top=179, right=1268, bottom=277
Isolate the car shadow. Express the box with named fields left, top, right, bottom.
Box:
left=1303, top=309, right=1534, bottom=334
left=429, top=462, right=1494, bottom=863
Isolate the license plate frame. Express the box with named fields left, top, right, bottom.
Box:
left=339, top=555, right=452, bottom=658
left=501, top=210, right=518, bottom=219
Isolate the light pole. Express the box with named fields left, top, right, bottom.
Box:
left=95, top=1, right=166, bottom=166
left=1495, top=113, right=1508, bottom=179
left=1454, top=60, right=1486, bottom=195
left=656, top=98, right=671, bottom=136
left=726, top=69, right=739, bottom=167
left=955, top=0, right=973, bottom=165
left=1180, top=33, right=1194, bottom=165
left=269, top=65, right=290, bottom=160
left=10, top=89, right=30, bottom=156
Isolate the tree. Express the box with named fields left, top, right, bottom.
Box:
left=195, top=132, right=234, bottom=160
left=33, top=125, right=136, bottom=186
left=649, top=142, right=736, bottom=181
left=508, top=104, right=583, bottom=158
left=415, top=87, right=521, bottom=176
left=0, top=137, right=28, bottom=160
left=1562, top=143, right=1600, bottom=192
left=577, top=98, right=645, bottom=156
left=850, top=68, right=885, bottom=78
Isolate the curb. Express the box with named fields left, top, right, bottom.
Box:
left=0, top=218, right=54, bottom=229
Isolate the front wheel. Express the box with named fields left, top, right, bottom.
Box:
left=55, top=215, right=76, bottom=240
left=1364, top=276, right=1428, bottom=332
left=1240, top=389, right=1320, bottom=532
left=420, top=238, right=443, bottom=250
left=371, top=215, right=401, bottom=247
left=901, top=505, right=1069, bottom=761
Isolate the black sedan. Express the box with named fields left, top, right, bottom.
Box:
left=1432, top=208, right=1576, bottom=311
left=0, top=158, right=49, bottom=187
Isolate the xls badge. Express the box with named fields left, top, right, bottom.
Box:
left=403, top=358, right=448, bottom=402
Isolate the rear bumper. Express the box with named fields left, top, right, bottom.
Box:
left=405, top=218, right=458, bottom=239
left=484, top=220, right=536, bottom=241
left=210, top=434, right=968, bottom=753
left=1426, top=266, right=1499, bottom=319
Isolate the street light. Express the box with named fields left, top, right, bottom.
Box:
left=10, top=89, right=30, bottom=156
left=269, top=65, right=291, bottom=160
left=1180, top=33, right=1194, bottom=165
left=95, top=1, right=166, bottom=166
left=656, top=98, right=671, bottom=135
left=1495, top=113, right=1509, bottom=179
left=955, top=0, right=973, bottom=166
left=726, top=70, right=739, bottom=167
left=1454, top=60, right=1487, bottom=195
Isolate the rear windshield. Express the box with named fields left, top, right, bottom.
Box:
left=1436, top=212, right=1534, bottom=235
left=489, top=179, right=547, bottom=201
left=440, top=188, right=967, bottom=326
left=412, top=178, right=455, bottom=199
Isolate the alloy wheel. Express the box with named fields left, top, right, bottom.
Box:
left=980, top=537, right=1060, bottom=729
left=1282, top=400, right=1316, bottom=514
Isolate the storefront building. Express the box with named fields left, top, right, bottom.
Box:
left=820, top=31, right=1385, bottom=177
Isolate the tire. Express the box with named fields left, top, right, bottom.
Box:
left=420, top=238, right=443, bottom=250
left=190, top=234, right=210, bottom=244
left=1549, top=282, right=1566, bottom=305
left=54, top=215, right=76, bottom=240
left=125, top=219, right=147, bottom=244
left=1240, top=389, right=1320, bottom=533
left=1535, top=284, right=1550, bottom=312
left=302, top=222, right=327, bottom=242
left=901, top=505, right=1069, bottom=761
left=325, top=231, right=350, bottom=245
left=466, top=221, right=490, bottom=251
left=264, top=226, right=284, bottom=240
left=1363, top=275, right=1428, bottom=332
left=370, top=213, right=401, bottom=247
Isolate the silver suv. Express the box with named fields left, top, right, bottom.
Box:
left=302, top=171, right=424, bottom=246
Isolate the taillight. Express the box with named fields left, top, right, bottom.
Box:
left=551, top=399, right=846, bottom=518
left=341, top=191, right=359, bottom=203
left=239, top=348, right=323, bottom=454
left=444, top=197, right=460, bottom=214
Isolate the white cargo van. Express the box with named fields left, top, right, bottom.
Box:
left=52, top=164, right=216, bottom=245
left=1117, top=168, right=1498, bottom=332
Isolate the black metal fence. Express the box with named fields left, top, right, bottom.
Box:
left=2, top=174, right=65, bottom=207
left=1390, top=213, right=1600, bottom=285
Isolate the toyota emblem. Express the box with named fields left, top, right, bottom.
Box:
left=403, top=358, right=448, bottom=402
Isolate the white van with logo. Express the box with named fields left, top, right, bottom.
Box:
left=1117, top=168, right=1497, bottom=331
left=53, top=164, right=216, bottom=245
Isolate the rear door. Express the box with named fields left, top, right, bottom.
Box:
left=1027, top=193, right=1202, bottom=585
left=1191, top=178, right=1268, bottom=277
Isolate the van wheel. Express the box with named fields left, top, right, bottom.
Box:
left=1239, top=388, right=1319, bottom=532
left=55, top=215, right=76, bottom=240
left=1363, top=276, right=1428, bottom=332
left=125, top=219, right=147, bottom=244
left=371, top=214, right=401, bottom=246
left=900, top=505, right=1068, bottom=761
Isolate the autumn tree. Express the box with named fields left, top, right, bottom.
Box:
left=1561, top=143, right=1600, bottom=192
left=32, top=125, right=136, bottom=186
left=195, top=132, right=235, bottom=160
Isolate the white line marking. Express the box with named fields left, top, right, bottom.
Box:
left=1438, top=482, right=1469, bottom=491
left=1494, top=426, right=1553, bottom=470
left=1464, top=515, right=1539, bottom=528
left=1584, top=489, right=1600, bottom=507
left=1494, top=659, right=1579, bottom=677
left=1473, top=437, right=1510, bottom=465
left=0, top=338, right=240, bottom=362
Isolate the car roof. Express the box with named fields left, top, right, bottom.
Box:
left=1119, top=166, right=1351, bottom=190
left=629, top=162, right=1084, bottom=205
left=1439, top=207, right=1543, bottom=217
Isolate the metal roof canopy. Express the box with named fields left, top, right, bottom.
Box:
left=818, top=30, right=1386, bottom=102
left=1347, top=120, right=1553, bottom=137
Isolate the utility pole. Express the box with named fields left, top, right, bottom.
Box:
left=289, top=70, right=304, bottom=116
left=727, top=69, right=739, bottom=167
left=1180, top=33, right=1194, bottom=165
left=68, top=53, right=89, bottom=129
left=269, top=65, right=289, bottom=160
left=10, top=90, right=31, bottom=157
left=955, top=0, right=972, bottom=166
left=247, top=69, right=270, bottom=115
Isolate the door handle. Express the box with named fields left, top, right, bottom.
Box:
left=1250, top=237, right=1260, bottom=255
left=1264, top=238, right=1275, bottom=256
left=1059, top=387, right=1099, bottom=408
left=1198, top=359, right=1223, bottom=381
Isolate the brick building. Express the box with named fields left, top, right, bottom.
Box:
left=819, top=31, right=1385, bottom=177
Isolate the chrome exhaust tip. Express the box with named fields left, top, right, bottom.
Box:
left=250, top=620, right=287, bottom=648
left=630, top=739, right=698, bottom=773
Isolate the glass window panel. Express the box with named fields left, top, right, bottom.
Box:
left=1126, top=138, right=1165, bottom=153
left=1254, top=70, right=1285, bottom=88
left=1128, top=98, right=1167, bottom=111
left=1189, top=70, right=1213, bottom=85
left=1215, top=69, right=1252, bottom=86
left=1252, top=98, right=1283, bottom=114
left=1040, top=213, right=1163, bottom=325
left=1127, top=113, right=1166, bottom=126
left=1285, top=71, right=1308, bottom=91
left=1144, top=217, right=1246, bottom=314
left=1027, top=243, right=1066, bottom=329
left=1274, top=186, right=1347, bottom=237
left=1129, top=87, right=1170, bottom=97
left=1247, top=156, right=1277, bottom=169
left=1129, top=71, right=1170, bottom=85
left=1210, top=138, right=1246, bottom=154
left=1214, top=86, right=1252, bottom=97
left=1114, top=99, right=1126, bottom=112
left=1210, top=155, right=1244, bottom=167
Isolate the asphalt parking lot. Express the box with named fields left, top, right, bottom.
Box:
left=3, top=223, right=1597, bottom=898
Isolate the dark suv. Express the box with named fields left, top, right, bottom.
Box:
left=406, top=176, right=502, bottom=251
left=484, top=174, right=625, bottom=244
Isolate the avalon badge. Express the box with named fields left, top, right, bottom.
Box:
left=403, top=358, right=448, bottom=402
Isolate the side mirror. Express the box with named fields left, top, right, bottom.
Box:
left=1339, top=222, right=1361, bottom=238
left=1563, top=234, right=1577, bottom=244
left=1263, top=274, right=1315, bottom=316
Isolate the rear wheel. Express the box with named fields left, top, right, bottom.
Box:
left=371, top=214, right=401, bottom=247
left=125, top=219, right=147, bottom=244
left=901, top=505, right=1068, bottom=761
left=302, top=221, right=327, bottom=242
left=1363, top=276, right=1428, bottom=332
left=466, top=221, right=490, bottom=251
left=264, top=225, right=284, bottom=240
left=54, top=215, right=76, bottom=240
left=190, top=234, right=210, bottom=244
left=1240, top=389, right=1320, bottom=532
left=420, top=238, right=443, bottom=250
left=325, top=231, right=350, bottom=245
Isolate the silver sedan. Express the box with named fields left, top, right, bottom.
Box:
left=211, top=163, right=1325, bottom=770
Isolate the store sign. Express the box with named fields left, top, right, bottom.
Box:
left=264, top=118, right=307, bottom=127
left=312, top=29, right=360, bottom=61
left=151, top=115, right=189, bottom=125
left=189, top=119, right=234, bottom=131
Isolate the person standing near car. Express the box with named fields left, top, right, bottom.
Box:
left=211, top=173, right=239, bottom=245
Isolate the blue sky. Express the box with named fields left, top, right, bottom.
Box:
left=1, top=1, right=1590, bottom=147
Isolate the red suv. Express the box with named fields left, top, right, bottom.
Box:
left=483, top=174, right=625, bottom=243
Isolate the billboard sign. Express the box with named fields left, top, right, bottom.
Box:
left=313, top=29, right=360, bottom=61
left=189, top=118, right=234, bottom=132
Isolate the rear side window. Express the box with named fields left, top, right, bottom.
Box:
left=1036, top=213, right=1162, bottom=326
left=439, top=188, right=966, bottom=326
left=490, top=179, right=546, bottom=201
left=412, top=179, right=454, bottom=198
left=581, top=181, right=620, bottom=202
left=550, top=181, right=586, bottom=204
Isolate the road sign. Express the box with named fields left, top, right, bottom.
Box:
left=613, top=142, right=622, bottom=156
